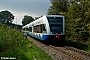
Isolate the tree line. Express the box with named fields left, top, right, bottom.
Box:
left=47, top=0, right=90, bottom=42
left=0, top=10, right=34, bottom=27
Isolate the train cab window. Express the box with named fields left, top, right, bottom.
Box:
left=47, top=17, right=63, bottom=34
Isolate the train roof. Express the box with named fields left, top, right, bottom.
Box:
left=22, top=15, right=64, bottom=28
left=45, top=15, right=64, bottom=17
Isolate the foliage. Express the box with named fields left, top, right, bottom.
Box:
left=0, top=10, right=14, bottom=24
left=0, top=23, right=27, bottom=57
left=47, top=0, right=68, bottom=15
left=0, top=24, right=53, bottom=60
left=0, top=24, right=26, bottom=52
left=66, top=0, right=90, bottom=41
left=22, top=15, right=34, bottom=26
left=6, top=23, right=22, bottom=30
left=64, top=40, right=88, bottom=51
left=47, top=0, right=90, bottom=51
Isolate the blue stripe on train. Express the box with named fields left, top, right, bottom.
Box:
left=41, top=35, right=50, bottom=40
left=28, top=33, right=50, bottom=40
left=26, top=32, right=64, bottom=41
left=28, top=32, right=42, bottom=40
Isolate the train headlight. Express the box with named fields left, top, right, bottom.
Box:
left=55, top=35, right=60, bottom=39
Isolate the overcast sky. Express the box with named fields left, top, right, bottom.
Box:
left=0, top=0, right=51, bottom=25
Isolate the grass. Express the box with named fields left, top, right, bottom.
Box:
left=19, top=41, right=53, bottom=60
left=18, top=41, right=53, bottom=60
left=1, top=41, right=53, bottom=60
left=0, top=24, right=53, bottom=60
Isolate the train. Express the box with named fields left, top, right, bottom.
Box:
left=22, top=15, right=65, bottom=42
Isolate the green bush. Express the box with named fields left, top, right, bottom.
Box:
left=0, top=24, right=28, bottom=58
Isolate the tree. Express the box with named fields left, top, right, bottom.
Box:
left=22, top=15, right=34, bottom=26
left=0, top=10, right=14, bottom=23
left=66, top=0, right=90, bottom=41
left=47, top=0, right=68, bottom=15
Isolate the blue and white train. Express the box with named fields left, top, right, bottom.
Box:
left=22, top=15, right=65, bottom=41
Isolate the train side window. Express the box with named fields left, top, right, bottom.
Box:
left=34, top=25, right=41, bottom=33
left=42, top=24, right=47, bottom=33
left=29, top=27, right=32, bottom=32
left=33, top=24, right=46, bottom=33
left=26, top=28, right=29, bottom=31
left=23, top=28, right=25, bottom=31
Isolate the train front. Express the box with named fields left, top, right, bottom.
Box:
left=42, top=15, right=65, bottom=43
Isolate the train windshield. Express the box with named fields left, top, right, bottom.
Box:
left=47, top=17, right=63, bottom=34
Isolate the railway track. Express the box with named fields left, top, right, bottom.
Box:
left=27, top=36, right=90, bottom=60
left=65, top=46, right=90, bottom=57
left=49, top=45, right=90, bottom=60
